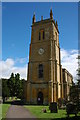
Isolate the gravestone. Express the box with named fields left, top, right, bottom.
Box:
left=49, top=102, right=58, bottom=113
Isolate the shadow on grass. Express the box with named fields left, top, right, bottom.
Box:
left=5, top=100, right=47, bottom=106
left=3, top=101, right=13, bottom=104
left=3, top=100, right=26, bottom=106
left=1, top=116, right=80, bottom=120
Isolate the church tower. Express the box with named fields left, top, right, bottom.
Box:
left=26, top=9, right=63, bottom=105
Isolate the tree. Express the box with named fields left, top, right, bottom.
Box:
left=2, top=73, right=26, bottom=101
left=17, top=79, right=25, bottom=99
left=2, top=79, right=10, bottom=103
left=77, top=59, right=80, bottom=85
left=7, top=73, right=15, bottom=96
left=69, top=85, right=79, bottom=103
left=69, top=54, right=80, bottom=111
left=15, top=73, right=21, bottom=97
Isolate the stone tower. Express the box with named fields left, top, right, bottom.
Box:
left=26, top=9, right=63, bottom=105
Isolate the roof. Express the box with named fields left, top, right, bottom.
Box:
left=62, top=68, right=73, bottom=78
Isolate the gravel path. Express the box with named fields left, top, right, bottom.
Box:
left=6, top=105, right=37, bottom=119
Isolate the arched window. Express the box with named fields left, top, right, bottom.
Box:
left=39, top=32, right=41, bottom=40
left=38, top=64, right=43, bottom=78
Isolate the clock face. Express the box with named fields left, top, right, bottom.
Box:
left=38, top=48, right=44, bottom=55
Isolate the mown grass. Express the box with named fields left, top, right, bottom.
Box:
left=24, top=105, right=80, bottom=119
left=0, top=104, right=2, bottom=120
left=2, top=103, right=10, bottom=118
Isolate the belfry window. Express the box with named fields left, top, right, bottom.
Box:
left=39, top=30, right=45, bottom=40
left=43, top=30, right=45, bottom=39
left=39, top=64, right=43, bottom=78
left=39, top=32, right=41, bottom=40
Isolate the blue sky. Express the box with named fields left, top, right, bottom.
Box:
left=1, top=2, right=78, bottom=80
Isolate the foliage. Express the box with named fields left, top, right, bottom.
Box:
left=2, top=73, right=26, bottom=101
left=17, top=79, right=25, bottom=99
left=69, top=55, right=80, bottom=111
left=2, top=79, right=10, bottom=103
left=69, top=85, right=79, bottom=103
left=7, top=73, right=15, bottom=97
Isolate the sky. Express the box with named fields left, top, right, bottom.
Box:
left=1, top=2, right=78, bottom=82
left=1, top=0, right=79, bottom=2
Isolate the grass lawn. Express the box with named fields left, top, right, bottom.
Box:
left=24, top=105, right=80, bottom=119
left=2, top=103, right=10, bottom=118
left=0, top=104, right=2, bottom=120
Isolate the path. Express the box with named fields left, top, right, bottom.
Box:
left=6, top=102, right=37, bottom=119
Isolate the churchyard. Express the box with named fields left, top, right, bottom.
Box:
left=1, top=99, right=80, bottom=119
left=25, top=105, right=80, bottom=119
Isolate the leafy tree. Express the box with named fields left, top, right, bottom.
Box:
left=2, top=73, right=26, bottom=101
left=69, top=55, right=80, bottom=111
left=7, top=73, right=15, bottom=96
left=15, top=73, right=20, bottom=97
left=2, top=79, right=10, bottom=103
left=69, top=85, right=79, bottom=103
left=17, top=79, right=26, bottom=99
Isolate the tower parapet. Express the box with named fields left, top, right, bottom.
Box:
left=32, top=13, right=36, bottom=24
left=50, top=8, right=53, bottom=19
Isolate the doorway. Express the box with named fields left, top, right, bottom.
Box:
left=37, top=91, right=43, bottom=105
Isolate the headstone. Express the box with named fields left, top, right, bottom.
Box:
left=49, top=102, right=58, bottom=113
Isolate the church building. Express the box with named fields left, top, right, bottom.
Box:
left=26, top=9, right=73, bottom=105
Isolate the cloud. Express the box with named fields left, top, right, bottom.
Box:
left=61, top=49, right=78, bottom=82
left=0, top=58, right=27, bottom=80
left=0, top=58, right=14, bottom=72
left=15, top=58, right=26, bottom=64
left=0, top=49, right=78, bottom=82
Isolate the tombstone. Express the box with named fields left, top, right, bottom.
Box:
left=66, top=102, right=78, bottom=117
left=49, top=102, right=58, bottom=113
